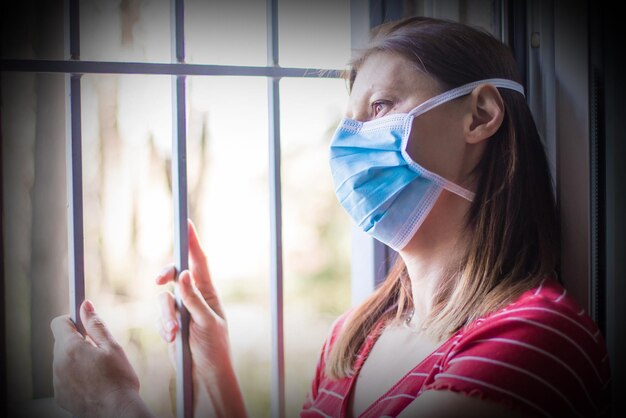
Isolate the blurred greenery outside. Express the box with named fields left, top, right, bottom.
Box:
left=2, top=0, right=352, bottom=417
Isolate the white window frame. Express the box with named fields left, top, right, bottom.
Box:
left=348, top=0, right=393, bottom=305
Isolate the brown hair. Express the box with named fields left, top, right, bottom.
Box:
left=326, top=17, right=560, bottom=379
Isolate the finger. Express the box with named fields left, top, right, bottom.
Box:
left=188, top=220, right=212, bottom=292
left=178, top=270, right=215, bottom=328
left=188, top=219, right=207, bottom=263
left=188, top=220, right=225, bottom=318
left=79, top=300, right=117, bottom=349
left=168, top=341, right=176, bottom=366
left=157, top=291, right=178, bottom=343
left=155, top=264, right=177, bottom=286
left=50, top=315, right=83, bottom=345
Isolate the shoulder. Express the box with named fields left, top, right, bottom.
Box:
left=422, top=277, right=611, bottom=417
left=461, top=277, right=606, bottom=347
left=459, top=277, right=609, bottom=368
left=322, top=307, right=356, bottom=357
left=308, top=306, right=358, bottom=376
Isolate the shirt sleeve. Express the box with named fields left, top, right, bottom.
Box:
left=422, top=302, right=611, bottom=418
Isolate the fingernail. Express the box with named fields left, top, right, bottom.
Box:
left=156, top=266, right=169, bottom=281
left=166, top=319, right=177, bottom=332
left=179, top=272, right=190, bottom=286
left=83, top=300, right=95, bottom=313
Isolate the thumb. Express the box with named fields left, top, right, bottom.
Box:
left=79, top=300, right=117, bottom=349
left=178, top=270, right=214, bottom=328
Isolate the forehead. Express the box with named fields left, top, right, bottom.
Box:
left=350, top=51, right=440, bottom=101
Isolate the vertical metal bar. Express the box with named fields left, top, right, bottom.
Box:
left=526, top=0, right=557, bottom=186
left=500, top=0, right=508, bottom=43
left=172, top=0, right=185, bottom=63
left=66, top=73, right=85, bottom=336
left=0, top=79, right=6, bottom=418
left=267, top=0, right=285, bottom=417
left=589, top=67, right=605, bottom=331
left=268, top=0, right=279, bottom=67
left=589, top=0, right=606, bottom=332
left=505, top=0, right=528, bottom=88
left=64, top=0, right=85, bottom=336
left=172, top=76, right=192, bottom=418
left=170, top=1, right=192, bottom=418
left=67, top=0, right=80, bottom=60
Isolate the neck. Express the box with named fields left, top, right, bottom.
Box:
left=399, top=190, right=471, bottom=325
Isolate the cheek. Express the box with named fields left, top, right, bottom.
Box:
left=405, top=117, right=464, bottom=180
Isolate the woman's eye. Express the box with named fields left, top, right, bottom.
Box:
left=372, top=101, right=390, bottom=116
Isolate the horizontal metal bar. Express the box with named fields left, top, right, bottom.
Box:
left=0, top=59, right=343, bottom=79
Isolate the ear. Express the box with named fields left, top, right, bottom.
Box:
left=464, top=84, right=505, bottom=145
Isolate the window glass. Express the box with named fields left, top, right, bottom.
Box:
left=80, top=74, right=274, bottom=416
left=81, top=74, right=174, bottom=416
left=80, top=0, right=171, bottom=63
left=187, top=76, right=272, bottom=417
left=2, top=2, right=354, bottom=416
left=186, top=0, right=267, bottom=66
left=2, top=72, right=69, bottom=410
left=280, top=77, right=352, bottom=416
left=278, top=0, right=351, bottom=69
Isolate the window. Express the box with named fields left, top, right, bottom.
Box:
left=5, top=1, right=622, bottom=418
left=2, top=0, right=351, bottom=417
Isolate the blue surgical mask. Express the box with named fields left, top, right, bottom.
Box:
left=329, top=78, right=525, bottom=250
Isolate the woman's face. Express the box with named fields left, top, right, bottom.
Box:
left=346, top=51, right=482, bottom=189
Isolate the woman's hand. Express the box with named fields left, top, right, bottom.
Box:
left=50, top=300, right=153, bottom=418
left=156, top=220, right=247, bottom=418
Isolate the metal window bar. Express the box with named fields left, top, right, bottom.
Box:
left=0, top=59, right=342, bottom=79
left=170, top=0, right=193, bottom=417
left=65, top=0, right=85, bottom=337
left=0, top=1, right=348, bottom=416
left=266, top=1, right=285, bottom=417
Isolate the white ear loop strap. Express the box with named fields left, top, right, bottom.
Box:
left=409, top=78, right=525, bottom=117
left=402, top=78, right=524, bottom=202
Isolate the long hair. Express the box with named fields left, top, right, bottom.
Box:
left=325, top=17, right=560, bottom=379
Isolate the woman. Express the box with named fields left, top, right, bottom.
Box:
left=51, top=17, right=610, bottom=417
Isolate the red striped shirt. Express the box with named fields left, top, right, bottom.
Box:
left=300, top=278, right=611, bottom=417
